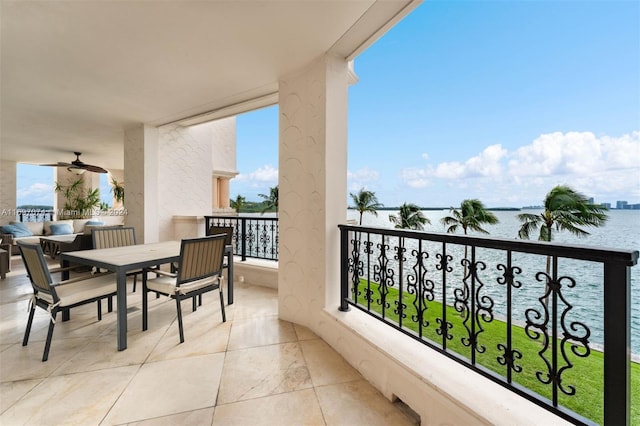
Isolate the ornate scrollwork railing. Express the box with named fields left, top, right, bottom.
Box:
left=205, top=215, right=278, bottom=261
left=338, top=224, right=638, bottom=425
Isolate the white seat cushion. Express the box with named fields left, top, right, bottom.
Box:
left=146, top=275, right=220, bottom=296
left=40, top=274, right=117, bottom=307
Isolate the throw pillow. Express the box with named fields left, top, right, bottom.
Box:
left=49, top=223, right=74, bottom=235
left=85, top=220, right=105, bottom=226
left=0, top=222, right=34, bottom=238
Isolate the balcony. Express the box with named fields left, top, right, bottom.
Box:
left=0, top=257, right=419, bottom=425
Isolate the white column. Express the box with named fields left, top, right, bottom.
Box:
left=278, top=54, right=349, bottom=328
left=211, top=176, right=220, bottom=209
left=0, top=160, right=17, bottom=225
left=124, top=124, right=159, bottom=243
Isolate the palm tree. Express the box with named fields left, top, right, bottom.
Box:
left=389, top=203, right=430, bottom=230
left=258, top=186, right=278, bottom=215
left=517, top=185, right=607, bottom=242
left=230, top=195, right=246, bottom=213
left=441, top=199, right=499, bottom=277
left=441, top=199, right=499, bottom=235
left=350, top=188, right=383, bottom=225
left=518, top=185, right=608, bottom=307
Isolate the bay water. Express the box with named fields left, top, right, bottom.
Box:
left=346, top=209, right=640, bottom=355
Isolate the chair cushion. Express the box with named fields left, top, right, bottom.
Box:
left=0, top=223, right=33, bottom=237
left=146, top=275, right=220, bottom=296
left=41, top=274, right=117, bottom=307
left=49, top=223, right=74, bottom=235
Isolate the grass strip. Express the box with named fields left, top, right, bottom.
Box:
left=352, top=279, right=639, bottom=425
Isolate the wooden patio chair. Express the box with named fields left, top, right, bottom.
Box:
left=142, top=234, right=227, bottom=343
left=92, top=226, right=143, bottom=292
left=18, top=243, right=117, bottom=361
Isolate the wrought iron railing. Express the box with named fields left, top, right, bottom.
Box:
left=17, top=209, right=54, bottom=222
left=205, top=215, right=278, bottom=261
left=338, top=224, right=638, bottom=425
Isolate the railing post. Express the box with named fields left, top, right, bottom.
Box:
left=240, top=218, right=247, bottom=261
left=603, top=260, right=631, bottom=425
left=339, top=226, right=350, bottom=312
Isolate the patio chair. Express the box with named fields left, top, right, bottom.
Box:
left=92, top=226, right=143, bottom=292
left=142, top=234, right=227, bottom=343
left=18, top=243, right=117, bottom=361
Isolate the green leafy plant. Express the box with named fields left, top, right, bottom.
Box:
left=54, top=177, right=101, bottom=219
left=111, top=178, right=124, bottom=204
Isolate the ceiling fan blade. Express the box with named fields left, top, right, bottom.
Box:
left=82, top=164, right=108, bottom=173
left=40, top=162, right=74, bottom=167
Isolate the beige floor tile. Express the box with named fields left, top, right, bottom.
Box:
left=299, top=339, right=361, bottom=387
left=147, top=311, right=231, bottom=362
left=315, top=380, right=418, bottom=426
left=0, top=378, right=41, bottom=414
left=294, top=324, right=318, bottom=341
left=102, top=353, right=224, bottom=425
left=0, top=337, right=90, bottom=382
left=0, top=365, right=138, bottom=425
left=217, top=342, right=312, bottom=404
left=212, top=389, right=325, bottom=426
left=128, top=407, right=215, bottom=426
left=52, top=326, right=167, bottom=375
left=230, top=284, right=278, bottom=319
left=227, top=316, right=297, bottom=350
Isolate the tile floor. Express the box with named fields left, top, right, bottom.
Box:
left=0, top=254, right=419, bottom=425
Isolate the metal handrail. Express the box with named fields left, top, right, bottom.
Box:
left=205, top=215, right=278, bottom=261
left=339, top=224, right=638, bottom=425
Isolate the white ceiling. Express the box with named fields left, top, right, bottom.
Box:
left=1, top=0, right=419, bottom=171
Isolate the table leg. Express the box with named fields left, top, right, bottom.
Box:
left=61, top=258, right=70, bottom=281
left=226, top=247, right=234, bottom=305
left=116, top=269, right=128, bottom=351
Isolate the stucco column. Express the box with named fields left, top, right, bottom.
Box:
left=0, top=160, right=17, bottom=225
left=278, top=54, right=349, bottom=329
left=124, top=124, right=159, bottom=243
left=218, top=177, right=230, bottom=209
left=211, top=176, right=220, bottom=209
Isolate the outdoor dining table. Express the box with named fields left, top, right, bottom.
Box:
left=60, top=240, right=234, bottom=351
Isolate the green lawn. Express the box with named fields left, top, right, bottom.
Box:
left=351, top=280, right=639, bottom=425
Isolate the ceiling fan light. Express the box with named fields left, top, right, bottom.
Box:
left=68, top=167, right=86, bottom=175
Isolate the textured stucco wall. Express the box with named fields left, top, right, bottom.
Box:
left=277, top=53, right=348, bottom=330
left=0, top=160, right=17, bottom=226
left=124, top=124, right=159, bottom=243
left=208, top=116, right=237, bottom=176
left=158, top=124, right=212, bottom=242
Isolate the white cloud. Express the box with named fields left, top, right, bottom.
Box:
left=17, top=182, right=54, bottom=205
left=399, top=168, right=430, bottom=188
left=508, top=131, right=640, bottom=177
left=347, top=167, right=381, bottom=190
left=394, top=131, right=639, bottom=206
left=236, top=164, right=278, bottom=183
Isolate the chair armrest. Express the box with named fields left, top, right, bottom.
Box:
left=145, top=269, right=176, bottom=278
left=54, top=271, right=113, bottom=285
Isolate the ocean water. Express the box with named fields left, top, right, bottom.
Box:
left=346, top=209, right=640, bottom=355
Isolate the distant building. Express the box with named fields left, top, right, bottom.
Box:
left=588, top=197, right=595, bottom=204
left=616, top=200, right=629, bottom=209
left=602, top=203, right=611, bottom=209
left=630, top=204, right=640, bottom=210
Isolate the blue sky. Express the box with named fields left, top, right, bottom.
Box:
left=17, top=1, right=639, bottom=208
left=232, top=0, right=639, bottom=208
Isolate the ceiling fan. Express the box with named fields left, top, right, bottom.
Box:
left=41, top=152, right=108, bottom=174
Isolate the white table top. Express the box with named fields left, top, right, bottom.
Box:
left=61, top=240, right=181, bottom=268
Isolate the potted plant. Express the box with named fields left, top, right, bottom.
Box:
left=111, top=178, right=124, bottom=207
left=54, top=177, right=101, bottom=219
